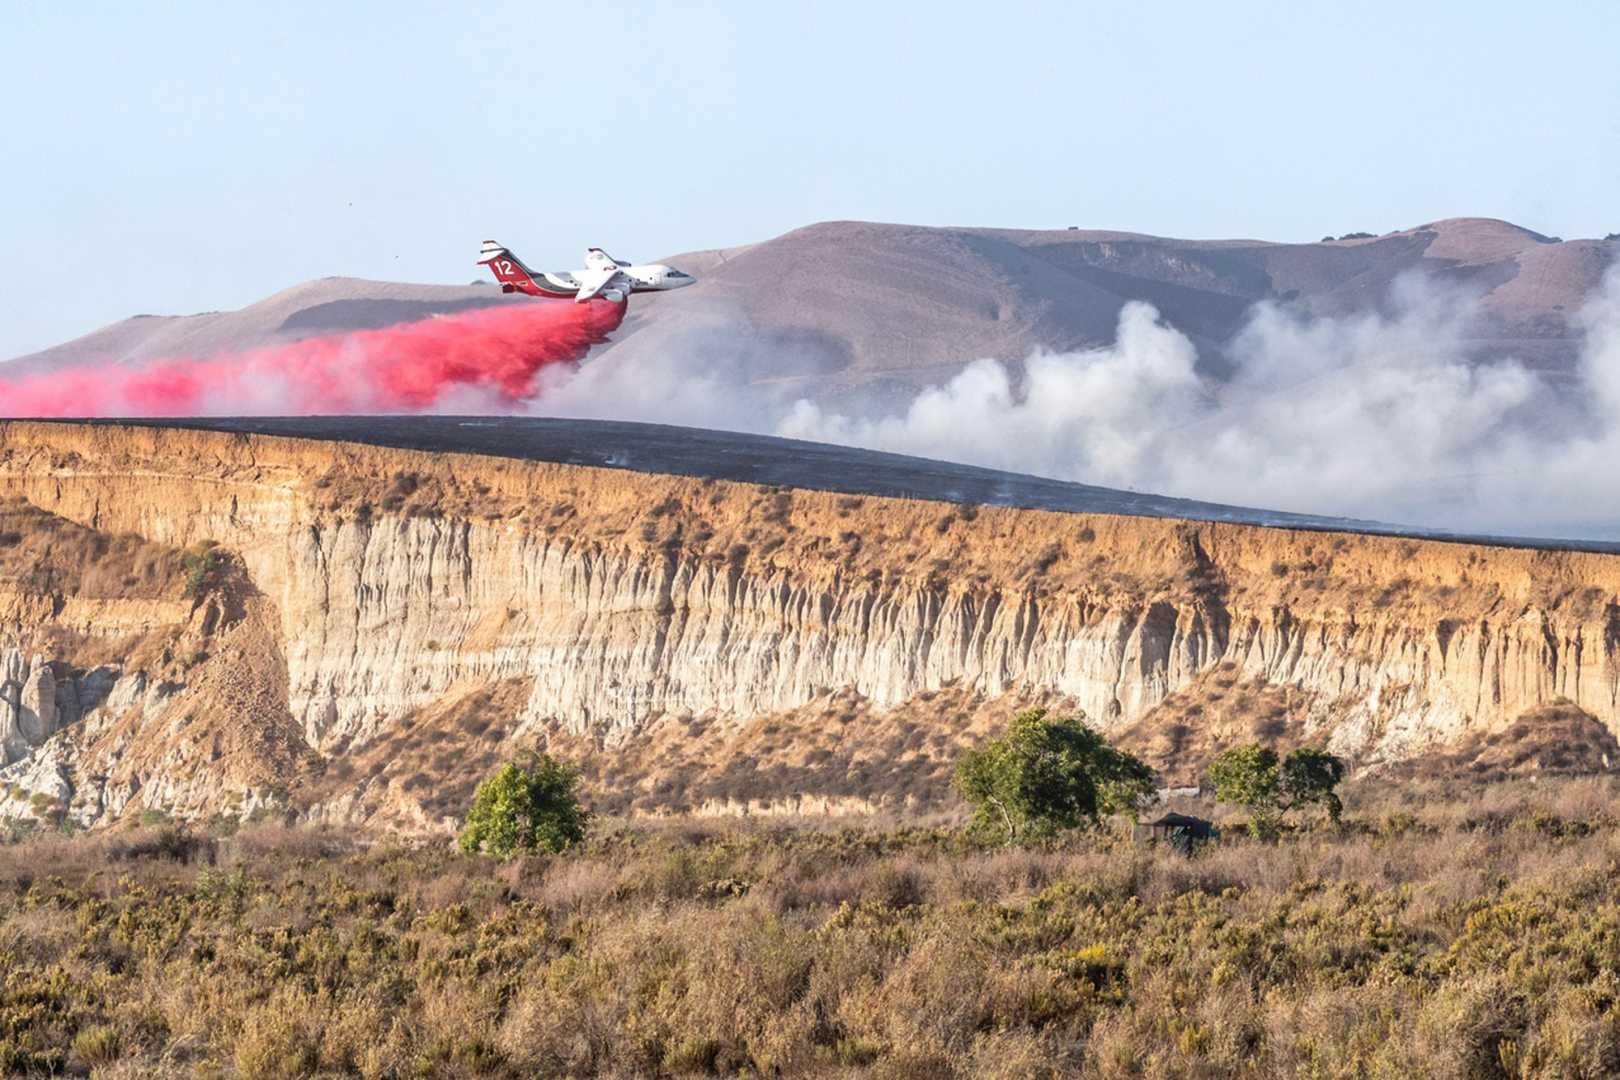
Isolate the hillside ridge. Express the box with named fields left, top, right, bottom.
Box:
left=10, top=217, right=1613, bottom=399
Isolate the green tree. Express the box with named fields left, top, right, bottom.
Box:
left=459, top=752, right=589, bottom=858
left=1207, top=745, right=1283, bottom=839
left=954, top=708, right=1156, bottom=846
left=1279, top=746, right=1345, bottom=824
left=1208, top=743, right=1345, bottom=838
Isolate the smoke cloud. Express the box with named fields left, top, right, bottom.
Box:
left=777, top=277, right=1555, bottom=528
left=6, top=266, right=1620, bottom=537
left=540, top=268, right=1620, bottom=537
left=0, top=300, right=624, bottom=417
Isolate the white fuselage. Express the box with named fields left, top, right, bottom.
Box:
left=537, top=263, right=695, bottom=295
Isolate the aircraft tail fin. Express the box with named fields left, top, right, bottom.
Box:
left=478, top=241, right=546, bottom=295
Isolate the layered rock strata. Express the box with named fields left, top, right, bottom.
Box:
left=0, top=420, right=1615, bottom=828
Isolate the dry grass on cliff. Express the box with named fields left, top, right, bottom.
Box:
left=351, top=680, right=1620, bottom=826
left=0, top=497, right=185, bottom=599
left=1111, top=662, right=1319, bottom=785
left=544, top=685, right=1080, bottom=818
left=5, top=778, right=1620, bottom=1077
left=1112, top=676, right=1620, bottom=790
left=1381, top=701, right=1620, bottom=783
left=307, top=679, right=533, bottom=829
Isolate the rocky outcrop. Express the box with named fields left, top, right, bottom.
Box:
left=1, top=420, right=1618, bottom=828
left=263, top=520, right=1620, bottom=765
left=1, top=651, right=118, bottom=765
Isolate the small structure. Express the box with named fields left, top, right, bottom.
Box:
left=1137, top=812, right=1217, bottom=854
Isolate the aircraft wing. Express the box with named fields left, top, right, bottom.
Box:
left=572, top=264, right=623, bottom=302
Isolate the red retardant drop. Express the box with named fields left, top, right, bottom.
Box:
left=0, top=299, right=626, bottom=417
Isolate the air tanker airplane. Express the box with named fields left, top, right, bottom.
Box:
left=478, top=241, right=696, bottom=303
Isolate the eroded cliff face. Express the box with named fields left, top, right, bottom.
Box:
left=0, top=420, right=1617, bottom=830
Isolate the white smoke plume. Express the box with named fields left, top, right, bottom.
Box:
left=538, top=267, right=1620, bottom=539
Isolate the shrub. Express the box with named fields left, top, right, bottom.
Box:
left=460, top=752, right=589, bottom=858
left=380, top=471, right=420, bottom=512
left=953, top=708, right=1155, bottom=845
left=1280, top=746, right=1347, bottom=821
left=1022, top=542, right=1065, bottom=579
left=70, top=1023, right=121, bottom=1067
left=181, top=541, right=223, bottom=598
left=1208, top=743, right=1345, bottom=837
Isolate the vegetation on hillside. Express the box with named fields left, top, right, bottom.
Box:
left=2, top=779, right=1620, bottom=1076
left=459, top=751, right=589, bottom=858
left=0, top=496, right=186, bottom=600
left=180, top=540, right=224, bottom=599
left=1208, top=743, right=1346, bottom=838
left=953, top=708, right=1154, bottom=844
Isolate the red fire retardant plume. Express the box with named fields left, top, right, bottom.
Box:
left=0, top=300, right=626, bottom=417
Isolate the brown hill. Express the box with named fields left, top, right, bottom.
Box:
left=8, top=219, right=1613, bottom=400
left=4, top=278, right=523, bottom=376
left=628, top=218, right=1612, bottom=394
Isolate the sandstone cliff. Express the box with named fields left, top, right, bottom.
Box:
left=0, top=420, right=1616, bottom=831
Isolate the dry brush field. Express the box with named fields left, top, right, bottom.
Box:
left=3, top=778, right=1620, bottom=1078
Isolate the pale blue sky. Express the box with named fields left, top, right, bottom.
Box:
left=2, top=0, right=1616, bottom=358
